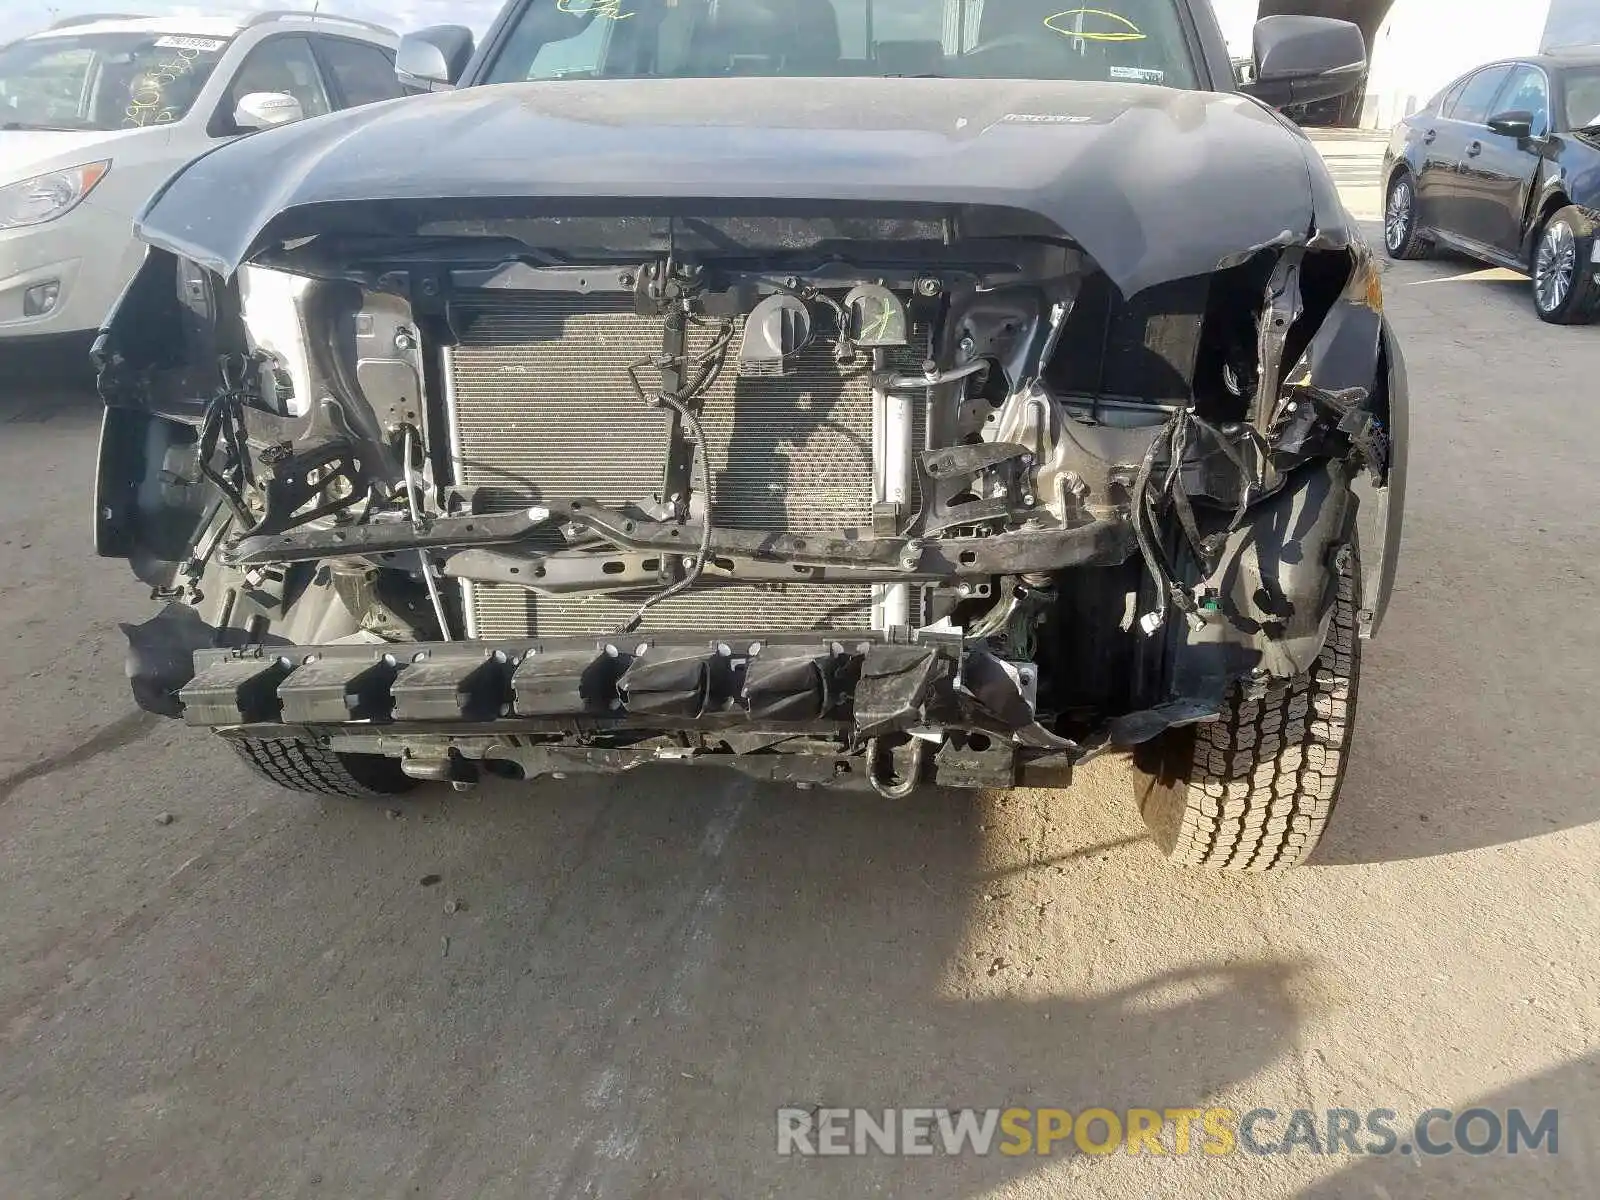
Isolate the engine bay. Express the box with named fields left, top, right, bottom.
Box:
left=94, top=207, right=1402, bottom=791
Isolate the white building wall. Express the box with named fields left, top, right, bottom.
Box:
left=1358, top=0, right=1600, bottom=129
left=1206, top=0, right=1263, bottom=59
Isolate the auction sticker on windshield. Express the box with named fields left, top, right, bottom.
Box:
left=154, top=36, right=229, bottom=52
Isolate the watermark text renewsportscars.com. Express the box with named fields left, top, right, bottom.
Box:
left=776, top=1106, right=1559, bottom=1158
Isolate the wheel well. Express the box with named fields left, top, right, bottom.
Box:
left=1529, top=194, right=1571, bottom=265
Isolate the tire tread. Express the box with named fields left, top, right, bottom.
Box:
left=1142, top=555, right=1360, bottom=871
left=228, top=736, right=415, bottom=798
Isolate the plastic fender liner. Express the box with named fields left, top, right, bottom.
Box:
left=1169, top=459, right=1355, bottom=698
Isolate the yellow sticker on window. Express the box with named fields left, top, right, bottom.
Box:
left=1044, top=8, right=1147, bottom=43
left=557, top=0, right=634, bottom=20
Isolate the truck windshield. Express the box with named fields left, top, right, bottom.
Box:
left=0, top=32, right=231, bottom=132
left=483, top=0, right=1198, bottom=89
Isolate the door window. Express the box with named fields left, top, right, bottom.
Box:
left=1494, top=65, right=1550, bottom=136
left=1435, top=75, right=1469, bottom=117
left=218, top=35, right=330, bottom=132
left=314, top=36, right=406, bottom=107
left=1449, top=65, right=1513, bottom=125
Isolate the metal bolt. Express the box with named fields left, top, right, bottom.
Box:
left=785, top=276, right=800, bottom=289
left=394, top=329, right=416, bottom=351
left=958, top=335, right=976, bottom=361
left=957, top=584, right=972, bottom=598
left=916, top=277, right=941, bottom=297
left=618, top=271, right=635, bottom=287
left=682, top=555, right=697, bottom=569
left=1023, top=493, right=1036, bottom=507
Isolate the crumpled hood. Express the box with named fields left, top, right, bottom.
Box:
left=136, top=77, right=1340, bottom=297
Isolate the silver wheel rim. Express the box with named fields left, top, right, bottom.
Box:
left=1385, top=180, right=1412, bottom=252
left=1536, top=221, right=1576, bottom=312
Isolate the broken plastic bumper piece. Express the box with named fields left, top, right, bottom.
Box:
left=175, top=632, right=1037, bottom=742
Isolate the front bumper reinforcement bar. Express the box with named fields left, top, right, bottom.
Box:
left=178, top=631, right=1074, bottom=754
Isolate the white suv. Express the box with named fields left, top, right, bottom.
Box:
left=0, top=11, right=410, bottom=360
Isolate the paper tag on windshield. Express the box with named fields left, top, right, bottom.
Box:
left=154, top=36, right=228, bottom=52
left=1110, top=66, right=1165, bottom=84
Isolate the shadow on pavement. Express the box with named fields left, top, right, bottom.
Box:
left=0, top=761, right=1306, bottom=1198
left=1299, top=1053, right=1599, bottom=1198
left=0, top=382, right=102, bottom=423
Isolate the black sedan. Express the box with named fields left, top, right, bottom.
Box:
left=1383, top=48, right=1600, bottom=324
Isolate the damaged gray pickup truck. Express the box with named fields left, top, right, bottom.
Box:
left=93, top=0, right=1406, bottom=871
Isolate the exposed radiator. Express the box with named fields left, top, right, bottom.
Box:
left=444, top=293, right=915, bottom=639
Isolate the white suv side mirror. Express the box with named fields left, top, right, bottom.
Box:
left=233, top=91, right=304, bottom=132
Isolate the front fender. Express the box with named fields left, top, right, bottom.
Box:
left=1364, top=317, right=1407, bottom=638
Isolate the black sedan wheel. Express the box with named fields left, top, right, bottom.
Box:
left=1383, top=173, right=1430, bottom=261
left=1533, top=207, right=1599, bottom=325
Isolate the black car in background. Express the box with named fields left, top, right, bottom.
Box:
left=1383, top=48, right=1600, bottom=324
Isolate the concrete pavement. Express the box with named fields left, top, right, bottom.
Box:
left=0, top=134, right=1595, bottom=1199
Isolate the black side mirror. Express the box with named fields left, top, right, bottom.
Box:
left=1487, top=109, right=1535, bottom=139
left=1243, top=15, right=1367, bottom=108
left=397, top=25, right=475, bottom=91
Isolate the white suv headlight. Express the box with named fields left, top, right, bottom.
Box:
left=0, top=161, right=111, bottom=231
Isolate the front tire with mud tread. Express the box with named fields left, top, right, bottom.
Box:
left=229, top=736, right=417, bottom=798
left=1136, top=553, right=1361, bottom=871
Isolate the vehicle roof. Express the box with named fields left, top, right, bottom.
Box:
left=1457, top=50, right=1600, bottom=74
left=25, top=16, right=246, bottom=39
left=22, top=12, right=393, bottom=42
